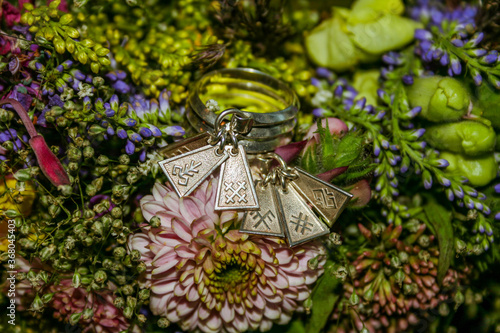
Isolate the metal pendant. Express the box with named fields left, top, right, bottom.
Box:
left=240, top=180, right=284, bottom=237
left=158, top=145, right=229, bottom=197
left=215, top=146, right=259, bottom=210
left=159, top=132, right=211, bottom=159
left=291, top=167, right=353, bottom=228
left=274, top=185, right=329, bottom=247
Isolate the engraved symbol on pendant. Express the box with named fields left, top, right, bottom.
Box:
left=249, top=210, right=275, bottom=230
left=225, top=181, right=248, bottom=203
left=313, top=188, right=337, bottom=209
left=290, top=212, right=314, bottom=235
left=171, top=160, right=202, bottom=186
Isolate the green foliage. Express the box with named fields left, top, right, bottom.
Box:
left=305, top=261, right=340, bottom=333
left=420, top=201, right=455, bottom=284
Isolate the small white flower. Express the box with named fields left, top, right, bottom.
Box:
left=78, top=82, right=94, bottom=99
left=205, top=99, right=220, bottom=113
left=60, top=87, right=74, bottom=101
left=311, top=89, right=333, bottom=107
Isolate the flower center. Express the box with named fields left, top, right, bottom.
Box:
left=215, top=262, right=249, bottom=289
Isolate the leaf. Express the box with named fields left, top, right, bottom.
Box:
left=330, top=132, right=364, bottom=169
left=305, top=261, right=340, bottom=333
left=421, top=202, right=454, bottom=284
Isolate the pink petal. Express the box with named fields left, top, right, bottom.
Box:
left=304, top=117, right=348, bottom=140
left=221, top=300, right=235, bottom=322
left=316, top=166, right=349, bottom=182
left=172, top=218, right=193, bottom=243
left=348, top=179, right=372, bottom=207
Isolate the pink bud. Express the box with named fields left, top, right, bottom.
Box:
left=0, top=98, right=70, bottom=187
left=29, top=136, right=70, bottom=186
left=304, top=117, right=348, bottom=141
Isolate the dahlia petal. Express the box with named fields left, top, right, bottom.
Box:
left=286, top=274, right=306, bottom=287
left=192, top=215, right=215, bottom=236
left=175, top=244, right=196, bottom=258
left=270, top=272, right=289, bottom=289
left=177, top=302, right=197, bottom=317
left=172, top=218, right=194, bottom=243
left=152, top=182, right=170, bottom=200
left=151, top=257, right=177, bottom=274
left=204, top=313, right=222, bottom=331
left=259, top=319, right=273, bottom=332
left=141, top=201, right=167, bottom=221
left=150, top=295, right=169, bottom=316
left=179, top=196, right=204, bottom=224
left=151, top=281, right=176, bottom=294
left=198, top=305, right=211, bottom=320
left=263, top=304, right=281, bottom=320
left=186, top=286, right=200, bottom=301
left=162, top=192, right=180, bottom=212
left=275, top=248, right=294, bottom=265
left=221, top=300, right=235, bottom=322
left=233, top=314, right=249, bottom=332
left=296, top=289, right=310, bottom=301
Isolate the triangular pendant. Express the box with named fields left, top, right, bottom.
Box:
left=159, top=132, right=210, bottom=159
left=274, top=185, right=329, bottom=247
left=240, top=180, right=284, bottom=237
left=290, top=167, right=353, bottom=228
left=215, top=146, right=259, bottom=210
left=158, top=145, right=229, bottom=197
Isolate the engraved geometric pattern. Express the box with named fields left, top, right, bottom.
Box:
left=313, top=188, right=337, bottom=208
left=240, top=181, right=283, bottom=237
left=225, top=181, right=248, bottom=203
left=274, top=185, right=329, bottom=247
left=172, top=161, right=202, bottom=186
left=215, top=146, right=258, bottom=210
left=291, top=167, right=353, bottom=228
left=158, top=145, right=229, bottom=198
left=290, top=212, right=314, bottom=235
left=250, top=210, right=275, bottom=230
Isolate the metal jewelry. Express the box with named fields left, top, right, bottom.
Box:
left=158, top=109, right=259, bottom=211
left=240, top=153, right=353, bottom=246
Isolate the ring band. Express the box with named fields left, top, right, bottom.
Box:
left=185, top=68, right=299, bottom=153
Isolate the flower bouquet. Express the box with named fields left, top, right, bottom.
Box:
left=0, top=0, right=500, bottom=332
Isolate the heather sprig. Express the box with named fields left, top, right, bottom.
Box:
left=21, top=1, right=110, bottom=73
left=411, top=1, right=500, bottom=88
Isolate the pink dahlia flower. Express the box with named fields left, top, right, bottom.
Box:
left=49, top=279, right=135, bottom=333
left=129, top=177, right=327, bottom=333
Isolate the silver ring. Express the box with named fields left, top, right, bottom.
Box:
left=186, top=68, right=299, bottom=153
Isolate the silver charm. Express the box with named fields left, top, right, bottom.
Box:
left=215, top=145, right=258, bottom=210
left=158, top=145, right=229, bottom=197
left=240, top=180, right=284, bottom=237
left=158, top=109, right=259, bottom=211
left=290, top=167, right=353, bottom=228
left=274, top=184, right=329, bottom=247
left=239, top=153, right=352, bottom=247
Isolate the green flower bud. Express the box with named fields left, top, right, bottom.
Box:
left=69, top=312, right=82, bottom=326
left=126, top=296, right=137, bottom=309
left=407, top=76, right=470, bottom=122
left=48, top=204, right=61, bottom=217
left=91, top=62, right=100, bottom=74
left=425, top=120, right=496, bottom=156
left=349, top=292, right=359, bottom=306
left=94, top=270, right=107, bottom=283
left=30, top=294, right=44, bottom=312
left=138, top=289, right=150, bottom=301
left=137, top=262, right=147, bottom=274
left=113, top=247, right=126, bottom=259
left=83, top=146, right=94, bottom=159
left=149, top=215, right=161, bottom=228
left=59, top=13, right=73, bottom=25
left=440, top=151, right=497, bottom=186
left=82, top=236, right=93, bottom=247
left=130, top=249, right=141, bottom=262
left=96, top=155, right=109, bottom=165
left=65, top=27, right=80, bottom=39
left=114, top=296, right=125, bottom=308
left=41, top=293, right=53, bottom=303
left=54, top=36, right=65, bottom=54
left=137, top=314, right=147, bottom=324
left=111, top=207, right=122, bottom=219
left=122, top=284, right=134, bottom=295
left=123, top=306, right=134, bottom=319
left=40, top=244, right=56, bottom=261
left=82, top=308, right=93, bottom=320
left=418, top=235, right=430, bottom=248
left=158, top=318, right=170, bottom=328
left=119, top=154, right=130, bottom=164
left=67, top=147, right=82, bottom=161
left=112, top=219, right=123, bottom=230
